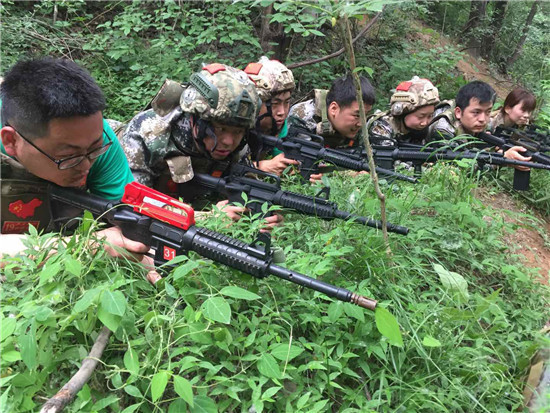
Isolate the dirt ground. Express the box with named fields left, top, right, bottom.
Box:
left=475, top=187, right=550, bottom=284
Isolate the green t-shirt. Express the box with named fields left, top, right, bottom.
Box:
left=1, top=118, right=134, bottom=200
left=271, top=118, right=288, bottom=156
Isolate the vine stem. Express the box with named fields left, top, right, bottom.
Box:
left=340, top=15, right=392, bottom=258
left=40, top=326, right=112, bottom=413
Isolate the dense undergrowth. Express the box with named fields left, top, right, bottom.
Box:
left=1, top=163, right=548, bottom=412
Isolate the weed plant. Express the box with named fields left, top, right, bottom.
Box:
left=1, top=164, right=548, bottom=412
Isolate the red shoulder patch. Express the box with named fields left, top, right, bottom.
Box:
left=8, top=198, right=43, bottom=219
left=203, top=63, right=226, bottom=75
left=396, top=81, right=412, bottom=92
left=244, top=62, right=263, bottom=75
left=211, top=170, right=223, bottom=178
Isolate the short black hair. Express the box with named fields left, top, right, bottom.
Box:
left=455, top=81, right=495, bottom=111
left=326, top=74, right=376, bottom=109
left=1, top=57, right=106, bottom=139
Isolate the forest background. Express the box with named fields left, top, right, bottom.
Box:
left=1, top=1, right=549, bottom=413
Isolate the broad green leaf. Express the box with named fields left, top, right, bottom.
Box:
left=1, top=351, right=21, bottom=362
left=124, top=385, right=143, bottom=398
left=190, top=395, right=217, bottom=413
left=121, top=404, right=142, bottom=413
left=202, top=297, right=231, bottom=324
left=433, top=263, right=469, bottom=302
left=327, top=301, right=344, bottom=322
left=91, top=395, right=119, bottom=411
left=220, top=286, right=261, bottom=301
left=173, top=260, right=200, bottom=281
left=73, top=288, right=102, bottom=313
left=100, top=290, right=127, bottom=316
left=19, top=333, right=37, bottom=370
left=257, top=353, right=281, bottom=379
left=262, top=386, right=282, bottom=400
left=64, top=256, right=82, bottom=277
left=173, top=376, right=194, bottom=407
left=97, top=306, right=121, bottom=332
left=0, top=318, right=16, bottom=342
left=169, top=399, right=188, bottom=413
left=297, top=391, right=311, bottom=410
left=270, top=343, right=304, bottom=361
left=151, top=371, right=170, bottom=402
left=34, top=306, right=53, bottom=322
left=39, top=262, right=61, bottom=285
left=343, top=302, right=365, bottom=322
left=422, top=335, right=442, bottom=347
left=124, top=348, right=140, bottom=376
left=375, top=307, right=403, bottom=348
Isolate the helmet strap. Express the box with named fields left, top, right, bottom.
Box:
left=255, top=100, right=279, bottom=136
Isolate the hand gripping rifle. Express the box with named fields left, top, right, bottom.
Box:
left=253, top=129, right=417, bottom=184
left=48, top=182, right=377, bottom=310
left=477, top=130, right=550, bottom=191
left=190, top=164, right=409, bottom=235
left=343, top=143, right=550, bottom=191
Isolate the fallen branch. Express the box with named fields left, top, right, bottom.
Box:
left=40, top=326, right=112, bottom=413
left=288, top=12, right=381, bottom=69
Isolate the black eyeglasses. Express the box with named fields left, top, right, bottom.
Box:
left=6, top=124, right=112, bottom=170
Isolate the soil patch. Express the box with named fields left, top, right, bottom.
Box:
left=475, top=187, right=550, bottom=284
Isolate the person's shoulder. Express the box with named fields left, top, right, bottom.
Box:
left=289, top=99, right=315, bottom=120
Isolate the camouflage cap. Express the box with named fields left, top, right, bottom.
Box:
left=390, top=76, right=439, bottom=116
left=244, top=56, right=295, bottom=102
left=180, top=63, right=261, bottom=128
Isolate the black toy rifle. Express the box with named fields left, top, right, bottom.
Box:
left=477, top=130, right=550, bottom=190
left=342, top=143, right=550, bottom=191
left=254, top=129, right=417, bottom=184
left=191, top=164, right=409, bottom=235
left=48, top=182, right=377, bottom=310
left=493, top=126, right=550, bottom=153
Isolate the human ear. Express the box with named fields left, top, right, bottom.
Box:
left=328, top=101, right=340, bottom=117
left=454, top=107, right=462, bottom=121
left=0, top=127, right=18, bottom=156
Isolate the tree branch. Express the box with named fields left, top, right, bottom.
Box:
left=288, top=12, right=381, bottom=69
left=40, top=326, right=112, bottom=413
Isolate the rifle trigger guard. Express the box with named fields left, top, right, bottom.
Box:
left=315, top=186, right=331, bottom=200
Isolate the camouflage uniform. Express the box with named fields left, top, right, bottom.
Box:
left=367, top=76, right=440, bottom=146
left=120, top=64, right=260, bottom=208
left=288, top=89, right=351, bottom=148
left=426, top=100, right=468, bottom=142
left=487, top=109, right=528, bottom=132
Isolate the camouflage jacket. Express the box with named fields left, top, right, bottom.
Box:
left=366, top=110, right=429, bottom=146
left=1, top=153, right=53, bottom=234
left=487, top=109, right=528, bottom=132
left=426, top=100, right=473, bottom=143
left=120, top=108, right=252, bottom=207
left=288, top=89, right=352, bottom=148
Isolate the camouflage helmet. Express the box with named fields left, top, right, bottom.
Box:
left=390, top=76, right=439, bottom=116
left=180, top=63, right=261, bottom=128
left=244, top=56, right=295, bottom=102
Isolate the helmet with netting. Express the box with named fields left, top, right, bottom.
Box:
left=390, top=76, right=439, bottom=116
left=180, top=63, right=260, bottom=128
left=244, top=56, right=295, bottom=102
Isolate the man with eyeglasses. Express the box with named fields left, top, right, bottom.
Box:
left=0, top=58, right=157, bottom=281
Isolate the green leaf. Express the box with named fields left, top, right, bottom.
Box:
left=173, top=260, right=200, bottom=280
left=344, top=302, right=365, bottom=322
left=169, top=399, right=188, bottom=413
left=270, top=343, right=304, bottom=361
left=422, top=335, right=442, bottom=347
left=257, top=353, right=281, bottom=379
left=202, top=297, right=231, bottom=324
left=121, top=404, right=142, bottom=413
left=97, top=306, right=121, bottom=332
left=39, top=262, right=61, bottom=285
left=64, top=256, right=82, bottom=277
left=173, top=376, right=194, bottom=407
left=19, top=332, right=37, bottom=370
left=262, top=386, right=282, bottom=400
left=73, top=288, right=102, bottom=313
left=1, top=351, right=21, bottom=362
left=124, top=348, right=140, bottom=376
left=433, top=263, right=470, bottom=302
left=0, top=318, right=16, bottom=342
left=151, top=371, right=170, bottom=402
left=190, top=395, right=217, bottom=413
left=100, top=290, right=127, bottom=316
left=327, top=301, right=344, bottom=322
left=375, top=307, right=403, bottom=348
left=220, top=286, right=261, bottom=301
left=91, top=395, right=119, bottom=411
left=124, top=385, right=143, bottom=398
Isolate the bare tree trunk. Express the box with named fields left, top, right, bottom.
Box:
left=340, top=15, right=392, bottom=258
left=481, top=0, right=508, bottom=59
left=259, top=5, right=273, bottom=54
left=462, top=0, right=488, bottom=59
left=506, top=0, right=540, bottom=68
